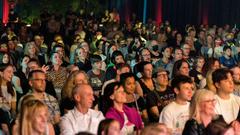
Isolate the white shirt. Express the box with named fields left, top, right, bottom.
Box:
left=159, top=101, right=190, bottom=135
left=60, top=107, right=105, bottom=135
left=121, top=113, right=135, bottom=135
left=215, top=94, right=240, bottom=124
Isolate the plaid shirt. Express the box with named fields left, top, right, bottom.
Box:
left=20, top=92, right=60, bottom=124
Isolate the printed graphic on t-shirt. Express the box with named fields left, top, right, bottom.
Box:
left=172, top=112, right=189, bottom=135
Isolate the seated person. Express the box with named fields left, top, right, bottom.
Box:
left=103, top=82, right=143, bottom=134
left=183, top=89, right=218, bottom=135
left=60, top=84, right=104, bottom=135
left=213, top=68, right=240, bottom=124
left=0, top=64, right=16, bottom=127
left=0, top=108, right=10, bottom=135
left=120, top=72, right=148, bottom=123
left=12, top=96, right=55, bottom=135
left=140, top=123, right=169, bottom=135
left=146, top=68, right=175, bottom=123
left=219, top=46, right=236, bottom=68
left=105, top=50, right=125, bottom=81
left=97, top=118, right=121, bottom=135
left=87, top=55, right=105, bottom=98
left=159, top=75, right=193, bottom=134
left=61, top=70, right=89, bottom=114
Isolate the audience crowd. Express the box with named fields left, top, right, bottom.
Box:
left=1, top=6, right=240, bottom=135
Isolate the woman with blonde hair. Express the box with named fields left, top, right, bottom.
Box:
left=204, top=58, right=220, bottom=93
left=24, top=41, right=47, bottom=66
left=24, top=42, right=39, bottom=60
left=182, top=89, right=219, bottom=135
left=13, top=99, right=55, bottom=135
left=60, top=70, right=89, bottom=114
left=17, top=94, right=36, bottom=113
left=74, top=46, right=92, bottom=72
left=14, top=95, right=39, bottom=133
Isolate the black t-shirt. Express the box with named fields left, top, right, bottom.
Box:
left=125, top=95, right=146, bottom=112
left=146, top=87, right=175, bottom=122
left=0, top=108, right=10, bottom=128
left=138, top=79, right=155, bottom=98
left=76, top=60, right=92, bottom=73
left=105, top=66, right=117, bottom=81
left=15, top=70, right=29, bottom=95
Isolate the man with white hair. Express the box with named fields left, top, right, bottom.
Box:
left=60, top=84, right=105, bottom=135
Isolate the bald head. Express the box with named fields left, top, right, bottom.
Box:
left=72, top=84, right=93, bottom=97
left=72, top=84, right=94, bottom=109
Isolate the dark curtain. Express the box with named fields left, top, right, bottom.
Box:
left=208, top=0, right=240, bottom=26
left=130, top=0, right=144, bottom=22
left=161, top=0, right=240, bottom=27
left=162, top=0, right=200, bottom=29
left=147, top=0, right=156, bottom=21
left=101, top=0, right=240, bottom=27
left=103, top=0, right=140, bottom=23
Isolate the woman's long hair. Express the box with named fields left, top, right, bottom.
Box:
left=0, top=52, right=10, bottom=65
left=19, top=99, right=48, bottom=135
left=202, top=58, right=219, bottom=77
left=0, top=64, right=15, bottom=97
left=172, top=59, right=189, bottom=78
left=62, top=70, right=89, bottom=99
left=23, top=42, right=39, bottom=58
left=190, top=89, right=215, bottom=124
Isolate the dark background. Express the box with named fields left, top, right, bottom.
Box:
left=3, top=0, right=240, bottom=27
left=105, top=0, right=240, bottom=27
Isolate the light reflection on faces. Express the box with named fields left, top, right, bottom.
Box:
left=124, top=77, right=136, bottom=94
left=51, top=52, right=62, bottom=65
left=200, top=93, right=216, bottom=116
left=143, top=63, right=153, bottom=79
left=2, top=53, right=9, bottom=64
left=28, top=43, right=37, bottom=55
left=107, top=120, right=121, bottom=135
left=1, top=65, right=14, bottom=82
left=111, top=86, right=126, bottom=104
left=74, top=73, right=88, bottom=85
left=179, top=62, right=189, bottom=76
left=32, top=107, right=48, bottom=134
left=176, top=82, right=193, bottom=102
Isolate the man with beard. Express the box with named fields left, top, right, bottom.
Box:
left=19, top=69, right=60, bottom=125
left=231, top=66, right=240, bottom=96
